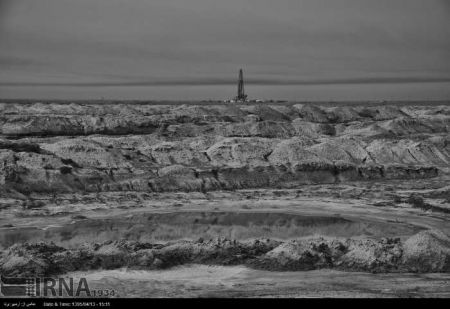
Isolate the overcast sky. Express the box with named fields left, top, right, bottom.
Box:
left=0, top=0, right=449, bottom=99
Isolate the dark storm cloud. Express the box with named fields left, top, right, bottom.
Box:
left=0, top=0, right=449, bottom=93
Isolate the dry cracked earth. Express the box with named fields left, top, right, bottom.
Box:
left=0, top=101, right=449, bottom=298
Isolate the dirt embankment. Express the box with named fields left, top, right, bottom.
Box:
left=1, top=103, right=449, bottom=195
left=1, top=230, right=449, bottom=277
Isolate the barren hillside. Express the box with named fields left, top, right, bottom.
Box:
left=1, top=102, right=449, bottom=297
left=1, top=103, right=449, bottom=195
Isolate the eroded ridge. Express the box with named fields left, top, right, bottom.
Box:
left=1, top=103, right=449, bottom=195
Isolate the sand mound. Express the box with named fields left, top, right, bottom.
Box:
left=0, top=242, right=65, bottom=277
left=241, top=105, right=291, bottom=122
left=294, top=105, right=330, bottom=123
left=402, top=230, right=450, bottom=272
left=337, top=238, right=403, bottom=273
left=292, top=118, right=335, bottom=137
left=250, top=237, right=347, bottom=271
left=2, top=231, right=449, bottom=277
left=268, top=137, right=318, bottom=166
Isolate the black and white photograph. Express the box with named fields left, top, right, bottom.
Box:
left=0, top=0, right=449, bottom=303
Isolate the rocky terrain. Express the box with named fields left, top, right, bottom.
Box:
left=1, top=102, right=449, bottom=195
left=0, top=101, right=449, bottom=297
left=1, top=229, right=449, bottom=278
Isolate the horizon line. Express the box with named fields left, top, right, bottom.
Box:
left=1, top=76, right=450, bottom=87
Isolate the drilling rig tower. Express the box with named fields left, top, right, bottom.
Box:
left=235, top=69, right=248, bottom=102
